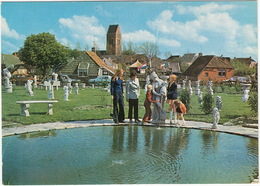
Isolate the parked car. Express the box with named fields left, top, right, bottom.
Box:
left=223, top=76, right=251, bottom=84
left=89, top=75, right=112, bottom=85
left=59, top=74, right=80, bottom=84
left=11, top=74, right=37, bottom=86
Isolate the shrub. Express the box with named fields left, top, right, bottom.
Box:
left=248, top=91, right=258, bottom=115
left=179, top=89, right=191, bottom=112
left=201, top=92, right=214, bottom=114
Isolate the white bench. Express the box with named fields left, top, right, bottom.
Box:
left=16, top=100, right=59, bottom=117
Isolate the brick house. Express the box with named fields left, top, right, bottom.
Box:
left=182, top=55, right=234, bottom=84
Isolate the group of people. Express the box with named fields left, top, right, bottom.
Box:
left=110, top=69, right=186, bottom=125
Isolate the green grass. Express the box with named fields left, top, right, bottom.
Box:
left=2, top=86, right=255, bottom=126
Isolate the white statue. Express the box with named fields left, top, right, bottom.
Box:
left=242, top=89, right=250, bottom=102
left=26, top=79, right=34, bottom=96
left=150, top=71, right=166, bottom=124
left=198, top=91, right=203, bottom=104
left=67, top=82, right=73, bottom=94
left=195, top=80, right=200, bottom=95
left=212, top=107, right=220, bottom=129
left=63, top=86, right=69, bottom=101
left=182, top=79, right=186, bottom=89
left=144, top=74, right=150, bottom=93
left=188, top=80, right=193, bottom=95
left=47, top=84, right=54, bottom=99
left=216, top=96, right=222, bottom=111
left=33, top=75, right=37, bottom=88
left=75, top=83, right=79, bottom=94
left=52, top=72, right=58, bottom=82
left=208, top=80, right=213, bottom=96
left=3, top=65, right=13, bottom=93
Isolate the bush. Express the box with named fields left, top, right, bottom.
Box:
left=248, top=91, right=258, bottom=115
left=179, top=89, right=191, bottom=112
left=201, top=92, right=214, bottom=114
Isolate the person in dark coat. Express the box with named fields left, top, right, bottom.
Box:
left=110, top=69, right=125, bottom=124
left=166, top=74, right=178, bottom=124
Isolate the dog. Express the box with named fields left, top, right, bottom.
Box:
left=169, top=100, right=187, bottom=125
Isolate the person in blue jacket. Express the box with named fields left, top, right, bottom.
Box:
left=110, top=69, right=125, bottom=124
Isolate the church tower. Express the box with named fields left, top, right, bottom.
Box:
left=106, top=25, right=122, bottom=55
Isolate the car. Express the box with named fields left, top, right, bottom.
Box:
left=223, top=76, right=251, bottom=84
left=59, top=74, right=80, bottom=83
left=89, top=75, right=112, bottom=85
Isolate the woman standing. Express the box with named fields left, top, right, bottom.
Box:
left=166, top=74, right=178, bottom=124
left=110, top=69, right=125, bottom=124
left=126, top=70, right=140, bottom=123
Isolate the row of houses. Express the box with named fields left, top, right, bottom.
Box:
left=1, top=51, right=257, bottom=86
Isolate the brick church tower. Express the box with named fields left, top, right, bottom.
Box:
left=106, top=25, right=122, bottom=55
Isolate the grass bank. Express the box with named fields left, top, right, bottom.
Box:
left=2, top=86, right=255, bottom=126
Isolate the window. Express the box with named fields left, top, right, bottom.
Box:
left=218, top=70, right=226, bottom=77
left=78, top=69, right=88, bottom=77
left=103, top=71, right=108, bottom=75
left=205, top=72, right=209, bottom=77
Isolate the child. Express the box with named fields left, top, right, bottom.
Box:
left=169, top=100, right=186, bottom=125
left=142, top=84, right=158, bottom=124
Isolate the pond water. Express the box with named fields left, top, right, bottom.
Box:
left=2, top=126, right=258, bottom=184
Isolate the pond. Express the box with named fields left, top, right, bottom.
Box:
left=2, top=126, right=258, bottom=184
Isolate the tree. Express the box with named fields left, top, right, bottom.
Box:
left=136, top=42, right=160, bottom=68
left=18, top=33, right=68, bottom=77
left=122, top=41, right=136, bottom=55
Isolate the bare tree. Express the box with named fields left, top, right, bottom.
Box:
left=136, top=42, right=160, bottom=68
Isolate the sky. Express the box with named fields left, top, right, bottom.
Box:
left=1, top=1, right=258, bottom=60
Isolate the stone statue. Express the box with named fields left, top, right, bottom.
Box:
left=26, top=79, right=34, bottom=96
left=198, top=91, right=203, bottom=104
left=144, top=74, right=150, bottom=93
left=195, top=80, right=200, bottom=95
left=75, top=83, right=79, bottom=94
left=33, top=75, right=37, bottom=88
left=52, top=72, right=58, bottom=82
left=208, top=80, right=213, bottom=96
left=182, top=79, right=186, bottom=89
left=3, top=65, right=13, bottom=93
left=188, top=80, right=193, bottom=95
left=150, top=71, right=166, bottom=124
left=63, top=86, right=69, bottom=101
left=216, top=96, right=222, bottom=111
left=242, top=89, right=250, bottom=102
left=67, top=82, right=73, bottom=94
left=47, top=83, right=54, bottom=99
left=212, top=107, right=220, bottom=129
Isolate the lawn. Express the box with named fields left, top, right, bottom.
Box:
left=2, top=85, right=255, bottom=126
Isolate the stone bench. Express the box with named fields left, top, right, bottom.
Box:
left=16, top=100, right=59, bottom=117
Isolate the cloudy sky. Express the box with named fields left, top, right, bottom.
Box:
left=1, top=1, right=258, bottom=60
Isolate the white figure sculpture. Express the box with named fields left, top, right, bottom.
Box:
left=242, top=89, right=250, bottom=102
left=26, top=79, right=34, bottom=96
left=195, top=80, right=200, bottom=95
left=198, top=91, right=203, bottom=104
left=188, top=80, right=193, bottom=95
left=182, top=79, right=186, bottom=89
left=33, top=75, right=37, bottom=88
left=144, top=74, right=150, bottom=93
left=3, top=66, right=13, bottom=93
left=75, top=83, right=79, bottom=94
left=216, top=96, right=222, bottom=111
left=52, top=72, right=58, bottom=82
left=63, top=86, right=69, bottom=101
left=208, top=80, right=213, bottom=96
left=150, top=71, right=166, bottom=124
left=212, top=107, right=220, bottom=129
left=47, top=84, right=54, bottom=99
left=67, top=82, right=73, bottom=94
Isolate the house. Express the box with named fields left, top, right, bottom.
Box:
left=1, top=53, right=21, bottom=69
left=182, top=55, right=234, bottom=84
left=60, top=51, right=115, bottom=82
left=232, top=57, right=257, bottom=68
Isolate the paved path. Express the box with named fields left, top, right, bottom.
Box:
left=2, top=119, right=258, bottom=139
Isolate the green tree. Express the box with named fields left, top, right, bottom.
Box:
left=201, top=92, right=214, bottom=114
left=122, top=41, right=136, bottom=55
left=231, top=59, right=256, bottom=76
left=18, top=32, right=68, bottom=77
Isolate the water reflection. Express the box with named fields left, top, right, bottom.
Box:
left=18, top=130, right=57, bottom=140
left=111, top=126, right=125, bottom=153
left=200, top=130, right=219, bottom=155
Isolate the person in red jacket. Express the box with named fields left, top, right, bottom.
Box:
left=142, top=84, right=158, bottom=124
left=169, top=100, right=187, bottom=126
